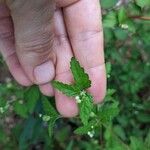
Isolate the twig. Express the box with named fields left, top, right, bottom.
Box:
left=129, top=16, right=150, bottom=20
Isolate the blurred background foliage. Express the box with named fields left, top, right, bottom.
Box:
left=0, top=0, right=150, bottom=149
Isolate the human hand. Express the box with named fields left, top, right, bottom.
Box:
left=0, top=0, right=106, bottom=117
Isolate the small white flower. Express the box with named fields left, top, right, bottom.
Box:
left=4, top=103, right=10, bottom=110
left=87, top=131, right=95, bottom=138
left=0, top=107, right=4, bottom=114
left=120, top=24, right=128, bottom=29
left=39, top=114, right=42, bottom=118
left=77, top=99, right=82, bottom=103
left=80, top=91, right=86, bottom=96
left=134, top=111, right=139, bottom=115
left=5, top=77, right=11, bottom=83
left=19, top=100, right=24, bottom=104
left=91, top=126, right=94, bottom=129
left=107, top=74, right=111, bottom=78
left=75, top=96, right=80, bottom=100
left=90, top=112, right=96, bottom=117
left=75, top=96, right=82, bottom=103
left=7, top=83, right=13, bottom=89
left=42, top=115, right=51, bottom=122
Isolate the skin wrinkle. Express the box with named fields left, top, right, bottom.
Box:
left=0, top=16, right=13, bottom=40
left=16, top=35, right=54, bottom=53
left=0, top=45, right=15, bottom=62
left=53, top=34, right=69, bottom=47
left=69, top=29, right=103, bottom=42
left=0, top=31, right=13, bottom=40
left=8, top=0, right=55, bottom=41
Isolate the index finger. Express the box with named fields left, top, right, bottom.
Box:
left=63, top=0, right=106, bottom=102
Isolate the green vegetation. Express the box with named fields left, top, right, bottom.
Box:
left=0, top=0, right=150, bottom=149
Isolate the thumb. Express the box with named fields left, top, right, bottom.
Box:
left=7, top=0, right=56, bottom=84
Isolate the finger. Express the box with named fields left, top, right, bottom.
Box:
left=53, top=9, right=78, bottom=117
left=39, top=83, right=54, bottom=96
left=7, top=0, right=55, bottom=85
left=63, top=0, right=106, bottom=102
left=0, top=4, right=32, bottom=86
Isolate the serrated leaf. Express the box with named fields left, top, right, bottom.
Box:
left=24, top=86, right=39, bottom=113
left=13, top=101, right=28, bottom=118
left=100, top=0, right=118, bottom=9
left=79, top=93, right=93, bottom=125
left=114, top=28, right=128, bottom=41
left=52, top=81, right=80, bottom=97
left=118, top=7, right=127, bottom=24
left=130, top=136, right=144, bottom=150
left=48, top=117, right=58, bottom=137
left=103, top=11, right=118, bottom=28
left=74, top=120, right=96, bottom=135
left=42, top=97, right=59, bottom=137
left=105, top=127, right=130, bottom=150
left=42, top=96, right=59, bottom=118
left=107, top=89, right=116, bottom=96
left=136, top=112, right=150, bottom=123
left=98, top=101, right=119, bottom=124
left=74, top=125, right=92, bottom=135
left=135, top=0, right=150, bottom=8
left=126, top=20, right=136, bottom=33
left=70, top=57, right=91, bottom=90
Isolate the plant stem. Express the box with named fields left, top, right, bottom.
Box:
left=130, top=16, right=150, bottom=20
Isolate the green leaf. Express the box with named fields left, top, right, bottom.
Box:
left=13, top=101, right=28, bottom=118
left=42, top=97, right=59, bottom=137
left=106, top=62, right=112, bottom=75
left=74, top=120, right=96, bottom=135
left=125, top=20, right=136, bottom=33
left=52, top=81, right=80, bottom=97
left=74, top=125, right=92, bottom=135
left=130, top=136, right=144, bottom=150
left=104, top=28, right=114, bottom=43
left=48, top=117, right=58, bottom=137
left=136, top=112, right=150, bottom=123
left=145, top=130, right=150, bottom=149
left=114, top=28, right=128, bottom=40
left=42, top=96, right=59, bottom=118
left=0, top=127, right=7, bottom=143
left=103, top=11, right=118, bottom=28
left=135, top=0, right=150, bottom=8
left=66, top=141, right=74, bottom=150
left=105, top=126, right=129, bottom=150
left=106, top=89, right=116, bottom=96
left=24, top=86, right=39, bottom=113
left=118, top=7, right=127, bottom=24
left=98, top=101, right=119, bottom=124
left=70, top=57, right=91, bottom=90
left=79, top=93, right=93, bottom=125
left=100, top=0, right=118, bottom=9
left=113, top=125, right=126, bottom=141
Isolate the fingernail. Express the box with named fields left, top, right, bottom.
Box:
left=34, top=60, right=55, bottom=84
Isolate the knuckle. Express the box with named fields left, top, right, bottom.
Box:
left=70, top=29, right=103, bottom=42
left=19, top=37, right=53, bottom=52
left=16, top=33, right=54, bottom=60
